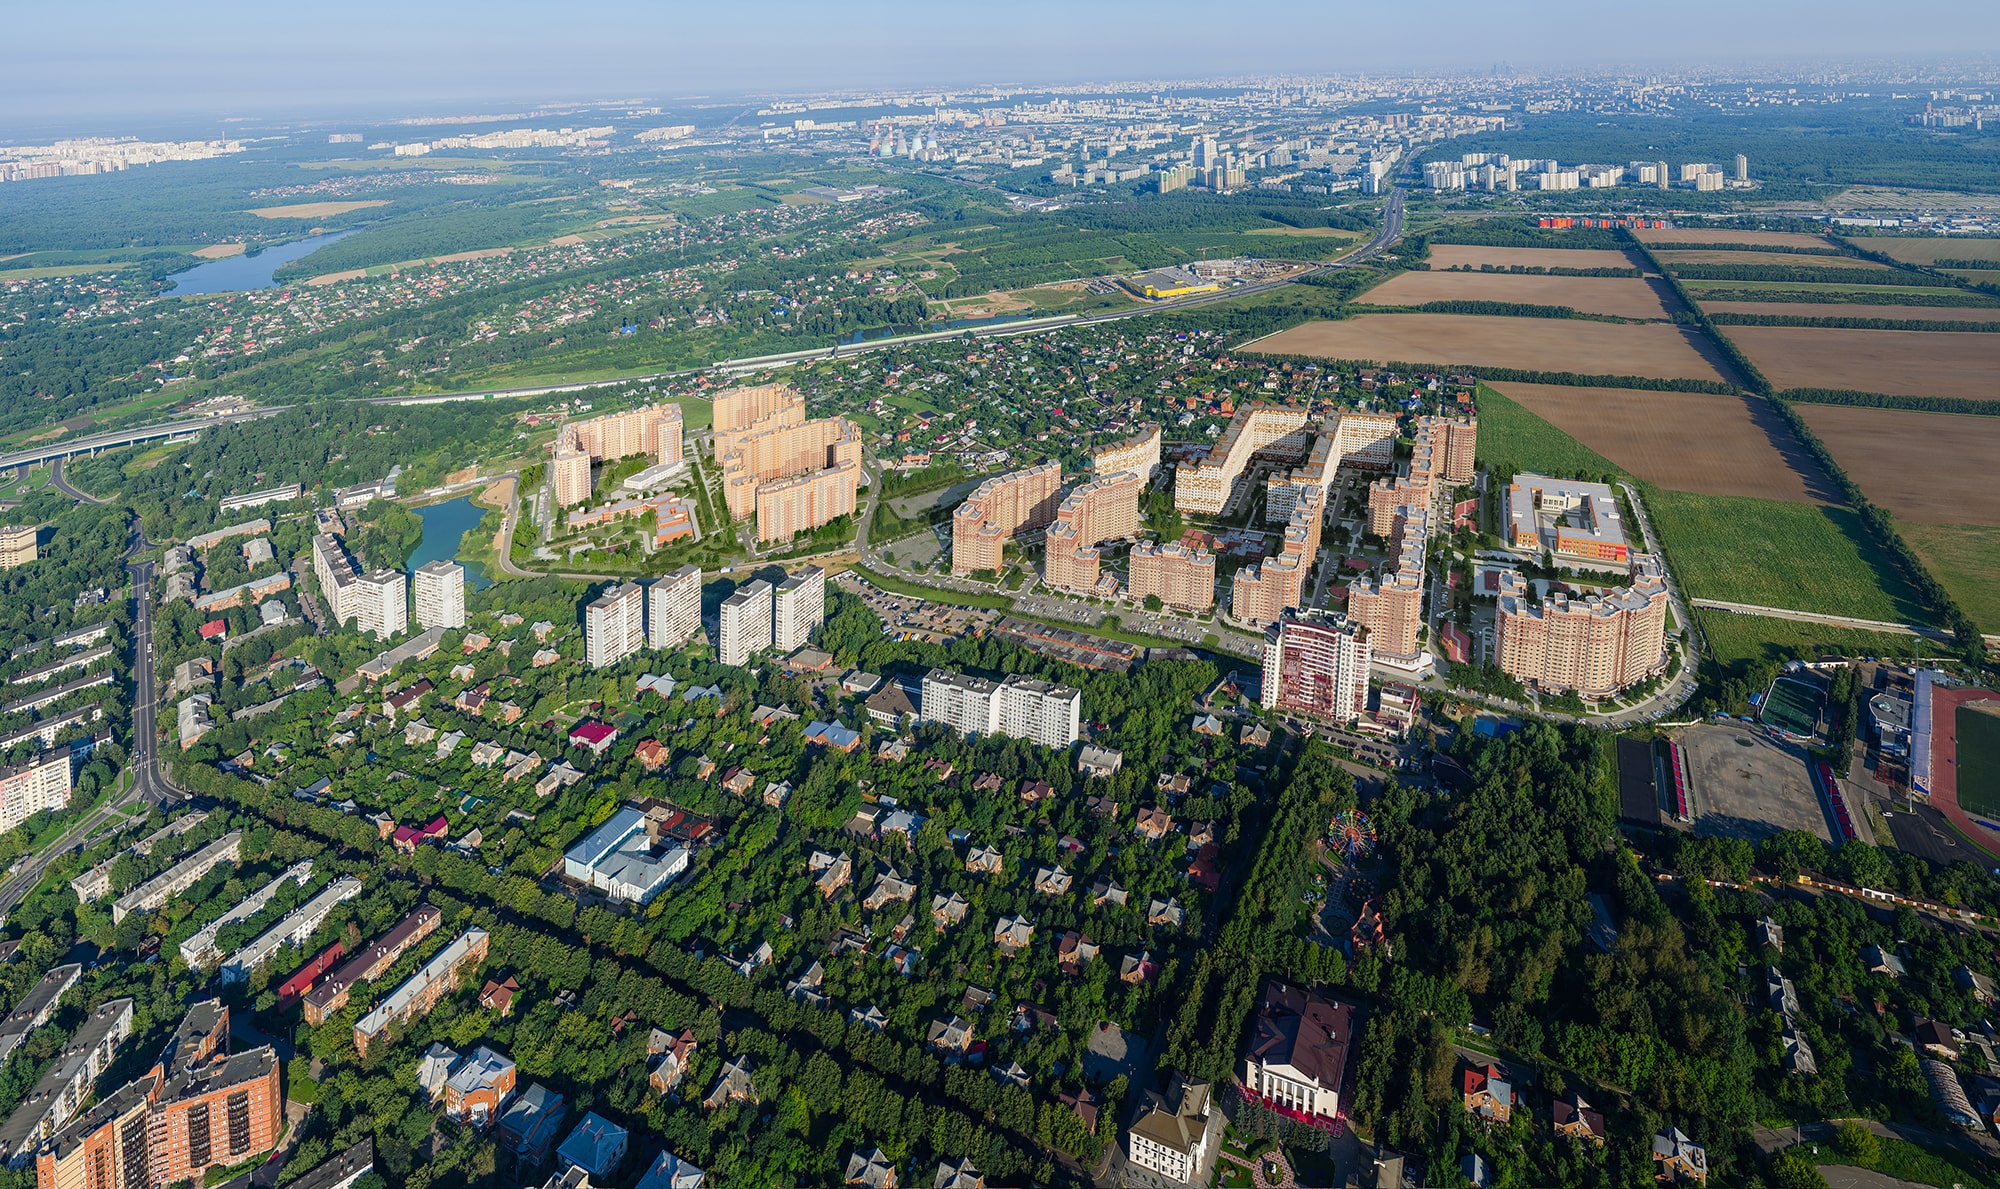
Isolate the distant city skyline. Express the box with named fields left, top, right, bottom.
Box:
left=5, top=0, right=2000, bottom=127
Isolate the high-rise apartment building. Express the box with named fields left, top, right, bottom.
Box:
left=708, top=384, right=862, bottom=542
left=0, top=526, right=37, bottom=569
left=1231, top=488, right=1323, bottom=628
left=353, top=570, right=407, bottom=640
left=718, top=580, right=773, bottom=667
left=754, top=462, right=860, bottom=542
left=412, top=560, right=466, bottom=630
left=773, top=566, right=826, bottom=652
left=311, top=534, right=360, bottom=625
left=1260, top=610, right=1371, bottom=725
left=1174, top=405, right=1311, bottom=515
left=1128, top=541, right=1216, bottom=612
left=0, top=751, right=71, bottom=834
left=952, top=462, right=1063, bottom=575
left=1422, top=414, right=1478, bottom=485
left=1735, top=153, right=1749, bottom=182
left=1346, top=511, right=1427, bottom=661
left=552, top=433, right=594, bottom=509
left=1092, top=423, right=1162, bottom=484
left=1495, top=559, right=1669, bottom=698
left=647, top=565, right=702, bottom=650
left=1043, top=470, right=1142, bottom=594
left=566, top=403, right=683, bottom=466
left=920, top=669, right=1080, bottom=750
left=584, top=582, right=645, bottom=669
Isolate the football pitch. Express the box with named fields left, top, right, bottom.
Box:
left=1956, top=700, right=2000, bottom=819
left=1760, top=675, right=1825, bottom=739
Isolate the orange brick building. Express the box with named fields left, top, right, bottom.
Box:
left=952, top=463, right=1062, bottom=575
left=1494, top=558, right=1668, bottom=697
left=1043, top=470, right=1143, bottom=594
left=708, top=384, right=862, bottom=541
left=1127, top=541, right=1216, bottom=612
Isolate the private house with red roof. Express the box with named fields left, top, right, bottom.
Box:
left=1462, top=1063, right=1513, bottom=1124
left=568, top=721, right=618, bottom=756
left=635, top=739, right=670, bottom=770
left=198, top=620, right=228, bottom=641
left=1241, top=981, right=1355, bottom=1130
left=393, top=816, right=450, bottom=854
left=1188, top=843, right=1221, bottom=891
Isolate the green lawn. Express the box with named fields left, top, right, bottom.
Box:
left=1807, top=1136, right=2000, bottom=1189
left=1646, top=488, right=1930, bottom=623
left=1473, top=383, right=1624, bottom=479
left=1698, top=610, right=1931, bottom=678
left=1901, top=522, right=2000, bottom=635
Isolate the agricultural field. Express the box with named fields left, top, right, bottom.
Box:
left=1722, top=326, right=2000, bottom=399
left=1488, top=382, right=1833, bottom=502
left=1471, top=384, right=1623, bottom=478
left=1633, top=228, right=1836, bottom=250
left=1654, top=249, right=1891, bottom=269
left=1646, top=488, right=1929, bottom=623
left=1251, top=314, right=1730, bottom=381
left=1363, top=270, right=1675, bottom=319
left=1428, top=244, right=1641, bottom=270
left=1700, top=301, right=2000, bottom=323
left=1681, top=279, right=1964, bottom=297
left=247, top=199, right=392, bottom=219
left=1796, top=405, right=2000, bottom=525
left=1901, top=523, right=2000, bottom=635
left=1698, top=609, right=1933, bottom=677
left=1863, top=237, right=2000, bottom=265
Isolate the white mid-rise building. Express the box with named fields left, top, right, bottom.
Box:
left=412, top=560, right=466, bottom=630
left=0, top=751, right=72, bottom=833
left=585, top=582, right=646, bottom=669
left=922, top=669, right=1000, bottom=739
left=311, top=533, right=360, bottom=624
left=773, top=566, right=825, bottom=653
left=921, top=669, right=1081, bottom=750
left=647, top=565, right=703, bottom=650
left=1126, top=1074, right=1218, bottom=1185
left=354, top=570, right=408, bottom=640
left=718, top=580, right=773, bottom=667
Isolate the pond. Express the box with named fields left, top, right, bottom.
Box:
left=409, top=497, right=492, bottom=590
left=165, top=229, right=358, bottom=295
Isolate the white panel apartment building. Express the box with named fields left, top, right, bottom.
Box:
left=647, top=565, right=703, bottom=650
left=0, top=752, right=71, bottom=833
left=585, top=582, right=646, bottom=669
left=718, top=580, right=773, bottom=667
left=311, top=534, right=360, bottom=624
left=354, top=571, right=408, bottom=640
left=413, top=560, right=467, bottom=630
left=773, top=566, right=825, bottom=653
left=921, top=669, right=1081, bottom=750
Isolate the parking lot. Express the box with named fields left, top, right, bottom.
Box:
left=1678, top=723, right=1830, bottom=842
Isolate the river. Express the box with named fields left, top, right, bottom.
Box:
left=165, top=229, right=358, bottom=295
left=409, top=497, right=492, bottom=590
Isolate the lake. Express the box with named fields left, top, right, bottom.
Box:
left=409, top=497, right=492, bottom=590
left=166, top=229, right=358, bottom=295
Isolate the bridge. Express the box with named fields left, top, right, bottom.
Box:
left=0, top=410, right=279, bottom=473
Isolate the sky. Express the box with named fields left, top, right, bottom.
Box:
left=7, top=0, right=2000, bottom=130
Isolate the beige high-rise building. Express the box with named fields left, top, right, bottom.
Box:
left=1260, top=610, right=1371, bottom=724
left=774, top=566, right=825, bottom=653
left=647, top=565, right=702, bottom=650
left=1174, top=405, right=1311, bottom=515
left=567, top=404, right=683, bottom=466
left=1232, top=488, right=1322, bottom=627
left=585, top=581, right=645, bottom=669
left=1093, top=423, right=1162, bottom=484
left=412, top=560, right=466, bottom=630
left=952, top=462, right=1062, bottom=575
left=1495, top=557, right=1668, bottom=697
left=1347, top=530, right=1426, bottom=661
left=1043, top=471, right=1143, bottom=594
left=722, top=417, right=862, bottom=518
left=1419, top=414, right=1478, bottom=485
left=552, top=431, right=594, bottom=509
left=718, top=579, right=773, bottom=667
left=0, top=525, right=37, bottom=569
left=1128, top=541, right=1215, bottom=612
left=1265, top=433, right=1337, bottom=526
left=353, top=570, right=408, bottom=640
left=754, top=462, right=860, bottom=543
left=1368, top=475, right=1429, bottom=538
left=1331, top=412, right=1399, bottom=471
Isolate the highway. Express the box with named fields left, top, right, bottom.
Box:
left=0, top=410, right=277, bottom=473
left=49, top=458, right=109, bottom=505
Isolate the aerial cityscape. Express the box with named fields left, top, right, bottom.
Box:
left=1, top=4, right=1999, bottom=1188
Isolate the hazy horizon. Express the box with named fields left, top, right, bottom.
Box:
left=6, top=0, right=2000, bottom=132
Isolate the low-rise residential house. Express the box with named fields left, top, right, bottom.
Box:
left=1862, top=944, right=1907, bottom=978
left=1756, top=917, right=1784, bottom=952
left=1077, top=745, right=1123, bottom=778
left=1463, top=1063, right=1513, bottom=1124
left=704, top=1057, right=756, bottom=1111
left=1090, top=880, right=1127, bottom=908
left=932, top=892, right=969, bottom=929
left=405, top=719, right=438, bottom=746
left=1157, top=772, right=1192, bottom=797
left=1914, top=1017, right=1960, bottom=1060
left=638, top=1151, right=707, bottom=1189
left=1782, top=1019, right=1817, bottom=1075
left=720, top=767, right=755, bottom=796
left=437, top=730, right=467, bottom=758
left=993, top=1061, right=1029, bottom=1090
left=479, top=977, right=520, bottom=1017
left=648, top=1029, right=698, bottom=1095
left=1191, top=714, right=1224, bottom=737
left=1552, top=1093, right=1604, bottom=1144
left=1018, top=778, right=1053, bottom=804
left=532, top=648, right=561, bottom=668
left=845, top=1147, right=897, bottom=1189
left=787, top=961, right=827, bottom=1007
left=762, top=780, right=793, bottom=808
left=557, top=1112, right=628, bottom=1181
left=1135, top=807, right=1174, bottom=841
left=966, top=846, right=1003, bottom=875
left=1957, top=965, right=1996, bottom=1005
left=469, top=740, right=506, bottom=767
left=810, top=851, right=852, bottom=898
left=1652, top=1127, right=1708, bottom=1184
left=635, top=740, right=670, bottom=770
left=864, top=872, right=916, bottom=912
left=933, top=1157, right=984, bottom=1189
left=1056, top=931, right=1099, bottom=976
left=993, top=915, right=1034, bottom=956
left=1034, top=866, right=1071, bottom=897
left=850, top=1005, right=887, bottom=1032
left=973, top=772, right=1003, bottom=794
left=926, top=1015, right=974, bottom=1056
left=497, top=1083, right=567, bottom=1164
left=1149, top=898, right=1186, bottom=929
left=1121, top=950, right=1159, bottom=984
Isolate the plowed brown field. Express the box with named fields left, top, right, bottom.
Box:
left=1796, top=405, right=2000, bottom=525
left=1364, top=271, right=1674, bottom=319
left=1723, top=326, right=2000, bottom=399
left=1252, top=315, right=1730, bottom=382
left=1428, top=244, right=1642, bottom=271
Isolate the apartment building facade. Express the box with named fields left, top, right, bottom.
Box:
left=353, top=571, right=407, bottom=640
left=0, top=526, right=37, bottom=570
left=310, top=534, right=359, bottom=625
left=773, top=567, right=825, bottom=653
left=413, top=560, right=466, bottom=631
left=1173, top=405, right=1310, bottom=515
left=647, top=566, right=703, bottom=651
left=1043, top=471, right=1142, bottom=594
left=552, top=435, right=594, bottom=509
left=920, top=669, right=1080, bottom=749
left=1127, top=541, right=1216, bottom=613
left=0, top=751, right=71, bottom=834
left=718, top=580, right=773, bottom=667
left=353, top=929, right=489, bottom=1057
left=1092, top=422, right=1162, bottom=483
left=1260, top=611, right=1371, bottom=726
left=584, top=582, right=646, bottom=669
left=1494, top=559, right=1668, bottom=697
left=303, top=907, right=443, bottom=1026
left=951, top=462, right=1062, bottom=575
left=1345, top=510, right=1427, bottom=661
